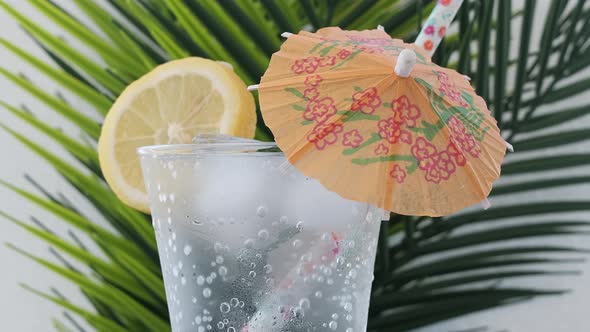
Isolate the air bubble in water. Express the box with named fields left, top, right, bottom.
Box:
left=218, top=266, right=228, bottom=276
left=192, top=297, right=197, bottom=303
left=279, top=216, right=288, bottom=224
left=217, top=322, right=224, bottom=329
left=216, top=256, right=224, bottom=264
left=197, top=275, right=205, bottom=285
left=331, top=313, right=339, bottom=320
left=344, top=302, right=353, bottom=312
left=295, top=221, right=305, bottom=231
left=249, top=271, right=256, bottom=278
left=315, top=291, right=323, bottom=298
left=263, top=264, right=272, bottom=274
left=184, top=245, right=192, bottom=256
left=203, top=288, right=211, bottom=298
left=291, top=307, right=304, bottom=318
left=346, top=328, right=354, bottom=332
left=244, top=238, right=255, bottom=248
left=181, top=277, right=186, bottom=285
left=256, top=206, right=267, bottom=217
left=329, top=321, right=338, bottom=330
left=220, top=302, right=230, bottom=314
left=230, top=298, right=239, bottom=307
left=257, top=229, right=269, bottom=241
left=299, top=298, right=310, bottom=309
left=292, top=239, right=302, bottom=248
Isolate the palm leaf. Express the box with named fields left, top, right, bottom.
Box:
left=1, top=1, right=590, bottom=331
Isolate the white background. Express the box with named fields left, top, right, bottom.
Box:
left=0, top=1, right=589, bottom=331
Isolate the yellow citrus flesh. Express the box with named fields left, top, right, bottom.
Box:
left=98, top=57, right=256, bottom=212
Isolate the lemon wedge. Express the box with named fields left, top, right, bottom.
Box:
left=98, top=57, right=256, bottom=212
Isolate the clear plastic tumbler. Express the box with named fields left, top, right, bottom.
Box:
left=138, top=136, right=384, bottom=332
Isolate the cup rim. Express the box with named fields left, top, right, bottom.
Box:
left=137, top=141, right=281, bottom=158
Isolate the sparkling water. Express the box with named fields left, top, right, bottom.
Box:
left=139, top=136, right=384, bottom=332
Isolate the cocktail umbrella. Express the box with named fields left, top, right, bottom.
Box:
left=255, top=1, right=510, bottom=217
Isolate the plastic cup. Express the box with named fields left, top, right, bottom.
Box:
left=138, top=136, right=384, bottom=332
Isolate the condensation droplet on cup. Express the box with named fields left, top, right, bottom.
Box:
left=256, top=206, right=267, bottom=218
left=227, top=327, right=236, bottom=332
left=183, top=245, right=192, bottom=256
left=202, top=288, right=211, bottom=298
left=219, top=302, right=230, bottom=314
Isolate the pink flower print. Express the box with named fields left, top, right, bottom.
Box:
left=424, top=40, right=434, bottom=51
left=304, top=74, right=323, bottom=87
left=424, top=25, right=435, bottom=35
left=351, top=87, right=381, bottom=114
left=342, top=129, right=364, bottom=148
left=437, top=71, right=468, bottom=107
left=307, top=122, right=343, bottom=150
left=392, top=95, right=421, bottom=127
left=304, top=97, right=337, bottom=123
left=411, top=137, right=438, bottom=171
left=337, top=49, right=351, bottom=59
left=374, top=143, right=389, bottom=155
left=390, top=164, right=407, bottom=183
left=440, top=0, right=452, bottom=5
left=437, top=151, right=456, bottom=180
left=447, top=116, right=481, bottom=158
left=447, top=116, right=466, bottom=136
left=447, top=142, right=466, bottom=166
left=439, top=26, right=446, bottom=37
left=319, top=56, right=336, bottom=67
left=303, top=87, right=320, bottom=101
left=291, top=57, right=320, bottom=74
left=378, top=117, right=413, bottom=144
left=400, top=130, right=413, bottom=144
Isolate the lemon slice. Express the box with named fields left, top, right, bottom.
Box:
left=98, top=57, right=256, bottom=212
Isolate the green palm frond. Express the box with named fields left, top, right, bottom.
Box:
left=1, top=0, right=589, bottom=331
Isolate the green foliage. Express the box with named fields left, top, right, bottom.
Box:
left=0, top=0, right=589, bottom=331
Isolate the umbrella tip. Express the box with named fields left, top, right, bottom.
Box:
left=505, top=141, right=514, bottom=152
left=394, top=49, right=417, bottom=78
